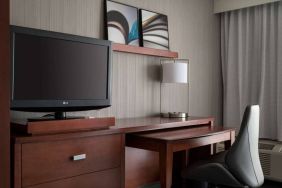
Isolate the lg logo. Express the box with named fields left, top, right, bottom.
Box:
left=63, top=101, right=69, bottom=105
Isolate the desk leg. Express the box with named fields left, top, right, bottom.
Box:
left=225, top=130, right=236, bottom=150
left=171, top=150, right=189, bottom=188
left=159, top=144, right=173, bottom=188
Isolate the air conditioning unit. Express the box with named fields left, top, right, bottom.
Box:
left=259, top=139, right=282, bottom=182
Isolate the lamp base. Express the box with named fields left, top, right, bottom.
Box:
left=161, top=112, right=188, bottom=118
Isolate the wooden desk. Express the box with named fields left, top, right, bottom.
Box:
left=12, top=116, right=217, bottom=188
left=126, top=126, right=235, bottom=188
left=113, top=116, right=215, bottom=133
left=114, top=116, right=215, bottom=188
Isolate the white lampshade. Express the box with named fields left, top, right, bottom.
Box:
left=162, top=62, right=188, bottom=83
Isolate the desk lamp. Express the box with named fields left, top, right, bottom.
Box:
left=161, top=59, right=188, bottom=118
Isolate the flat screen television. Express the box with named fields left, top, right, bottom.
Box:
left=10, top=26, right=112, bottom=119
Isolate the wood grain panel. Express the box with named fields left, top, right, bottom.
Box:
left=13, top=144, right=21, bottom=188
left=12, top=117, right=116, bottom=135
left=22, top=134, right=122, bottom=187
left=12, top=116, right=214, bottom=188
left=0, top=0, right=9, bottom=23
left=112, top=43, right=178, bottom=58
left=0, top=0, right=10, bottom=187
left=130, top=126, right=233, bottom=141
left=125, top=147, right=159, bottom=188
left=27, top=168, right=121, bottom=188
left=126, top=125, right=234, bottom=188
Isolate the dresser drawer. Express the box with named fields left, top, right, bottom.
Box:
left=26, top=168, right=121, bottom=188
left=21, top=134, right=122, bottom=187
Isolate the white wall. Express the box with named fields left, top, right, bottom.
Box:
left=10, top=0, right=222, bottom=124
left=214, top=0, right=280, bottom=13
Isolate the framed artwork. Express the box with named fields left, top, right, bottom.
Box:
left=140, top=9, right=169, bottom=50
left=105, top=0, right=140, bottom=46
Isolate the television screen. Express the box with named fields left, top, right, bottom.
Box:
left=11, top=26, right=112, bottom=114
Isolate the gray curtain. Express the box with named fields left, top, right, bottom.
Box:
left=221, top=2, right=282, bottom=140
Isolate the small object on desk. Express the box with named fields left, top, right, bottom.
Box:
left=161, top=112, right=188, bottom=118
left=160, top=59, right=189, bottom=118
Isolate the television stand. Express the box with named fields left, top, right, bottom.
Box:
left=54, top=111, right=67, bottom=120
left=27, top=112, right=86, bottom=122
left=12, top=117, right=116, bottom=135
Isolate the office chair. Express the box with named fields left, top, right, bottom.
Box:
left=182, top=105, right=264, bottom=188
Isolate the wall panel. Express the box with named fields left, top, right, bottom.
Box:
left=10, top=0, right=222, bottom=187
left=10, top=0, right=222, bottom=124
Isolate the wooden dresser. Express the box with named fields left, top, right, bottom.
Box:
left=12, top=116, right=215, bottom=188
left=12, top=129, right=124, bottom=188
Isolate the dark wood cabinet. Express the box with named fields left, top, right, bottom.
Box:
left=13, top=131, right=124, bottom=188
left=27, top=168, right=121, bottom=188
left=12, top=116, right=215, bottom=188
left=0, top=0, right=10, bottom=187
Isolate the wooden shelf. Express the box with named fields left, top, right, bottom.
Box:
left=112, top=43, right=178, bottom=58
left=12, top=117, right=116, bottom=135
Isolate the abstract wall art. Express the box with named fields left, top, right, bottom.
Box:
left=140, top=9, right=169, bottom=50
left=106, top=0, right=140, bottom=46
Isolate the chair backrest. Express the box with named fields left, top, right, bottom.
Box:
left=226, top=105, right=264, bottom=187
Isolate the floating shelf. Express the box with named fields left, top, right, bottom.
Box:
left=112, top=43, right=178, bottom=58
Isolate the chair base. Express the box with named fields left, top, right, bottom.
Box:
left=185, top=180, right=248, bottom=188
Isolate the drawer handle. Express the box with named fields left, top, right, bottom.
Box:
left=72, top=154, right=86, bottom=161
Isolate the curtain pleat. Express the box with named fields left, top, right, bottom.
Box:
left=277, top=3, right=282, bottom=140
left=221, top=2, right=282, bottom=140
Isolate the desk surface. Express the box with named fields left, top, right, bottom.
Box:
left=113, top=116, right=214, bottom=133
left=126, top=124, right=235, bottom=188
left=130, top=126, right=235, bottom=141
left=13, top=116, right=215, bottom=143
